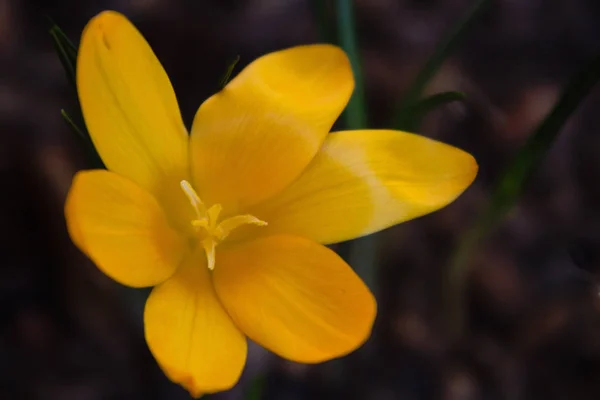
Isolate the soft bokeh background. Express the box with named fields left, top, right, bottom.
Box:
left=2, top=0, right=600, bottom=399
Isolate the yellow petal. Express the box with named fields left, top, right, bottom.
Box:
left=190, top=44, right=354, bottom=214
left=77, top=11, right=190, bottom=228
left=144, top=247, right=247, bottom=397
left=213, top=235, right=376, bottom=363
left=65, top=170, right=186, bottom=287
left=252, top=130, right=478, bottom=244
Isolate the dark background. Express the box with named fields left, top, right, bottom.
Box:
left=2, top=0, right=600, bottom=399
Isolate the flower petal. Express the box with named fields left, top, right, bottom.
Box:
left=251, top=130, right=478, bottom=244
left=213, top=235, right=376, bottom=363
left=144, top=247, right=247, bottom=397
left=77, top=11, right=190, bottom=226
left=65, top=170, right=186, bottom=287
left=190, top=44, right=354, bottom=214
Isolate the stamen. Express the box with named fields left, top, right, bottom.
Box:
left=180, top=180, right=205, bottom=219
left=206, top=204, right=223, bottom=229
left=216, top=214, right=268, bottom=241
left=178, top=181, right=268, bottom=271
left=191, top=219, right=209, bottom=229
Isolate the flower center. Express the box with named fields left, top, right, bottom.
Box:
left=180, top=180, right=267, bottom=270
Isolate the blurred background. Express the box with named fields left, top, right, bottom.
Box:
left=2, top=0, right=600, bottom=399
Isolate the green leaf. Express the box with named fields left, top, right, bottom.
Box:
left=393, top=0, right=490, bottom=130
left=60, top=109, right=85, bottom=139
left=48, top=19, right=78, bottom=90
left=219, top=55, right=240, bottom=89
left=397, top=91, right=466, bottom=131
left=61, top=110, right=105, bottom=169
left=48, top=18, right=104, bottom=168
left=445, top=53, right=600, bottom=339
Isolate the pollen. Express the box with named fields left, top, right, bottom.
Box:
left=180, top=180, right=267, bottom=270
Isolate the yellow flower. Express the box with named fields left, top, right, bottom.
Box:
left=64, top=10, right=477, bottom=398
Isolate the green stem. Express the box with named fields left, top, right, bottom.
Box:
left=333, top=0, right=378, bottom=291
left=335, top=0, right=368, bottom=129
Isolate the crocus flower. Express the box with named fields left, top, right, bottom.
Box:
left=64, top=10, right=477, bottom=397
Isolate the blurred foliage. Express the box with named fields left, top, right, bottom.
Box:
left=446, top=52, right=600, bottom=338
left=393, top=0, right=490, bottom=131
left=398, top=91, right=466, bottom=131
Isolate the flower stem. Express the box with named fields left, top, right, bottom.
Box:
left=335, top=0, right=368, bottom=130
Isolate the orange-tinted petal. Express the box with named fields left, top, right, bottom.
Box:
left=144, top=247, right=247, bottom=397
left=65, top=170, right=186, bottom=287
left=190, top=44, right=354, bottom=214
left=213, top=235, right=376, bottom=363
left=252, top=130, right=477, bottom=244
left=77, top=11, right=191, bottom=229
